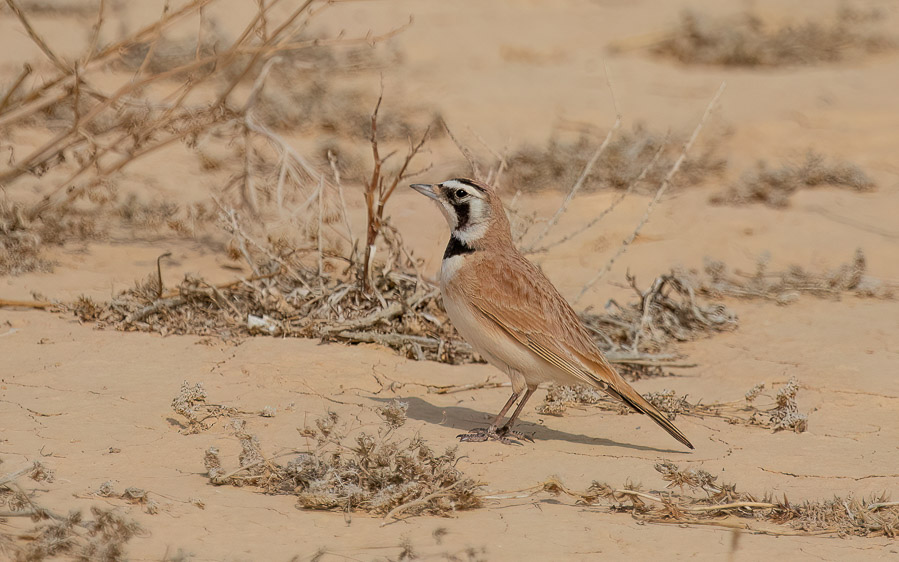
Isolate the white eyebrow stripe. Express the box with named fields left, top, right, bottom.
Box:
left=440, top=179, right=485, bottom=198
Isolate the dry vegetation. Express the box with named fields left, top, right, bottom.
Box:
left=1, top=460, right=143, bottom=561
left=0, top=0, right=426, bottom=276
left=195, top=399, right=482, bottom=522
left=692, top=248, right=894, bottom=304
left=711, top=151, right=875, bottom=208
left=3, top=2, right=897, bottom=555
left=538, top=377, right=809, bottom=434
left=502, top=124, right=726, bottom=194
left=650, top=8, right=895, bottom=66
left=531, top=462, right=899, bottom=537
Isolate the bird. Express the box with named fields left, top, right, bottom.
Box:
left=410, top=178, right=694, bottom=449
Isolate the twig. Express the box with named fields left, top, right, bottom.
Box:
left=325, top=289, right=434, bottom=334
left=362, top=86, right=430, bottom=292
left=225, top=208, right=262, bottom=276
left=0, top=462, right=37, bottom=487
left=215, top=0, right=315, bottom=107
left=0, top=63, right=32, bottom=113
left=317, top=175, right=325, bottom=285
left=124, top=296, right=186, bottom=324
left=442, top=119, right=482, bottom=180
left=328, top=149, right=356, bottom=248
left=531, top=140, right=667, bottom=254
left=381, top=481, right=470, bottom=526
left=524, top=68, right=623, bottom=251
left=82, top=0, right=106, bottom=65
left=4, top=0, right=70, bottom=73
left=869, top=501, right=899, bottom=511
left=134, top=1, right=168, bottom=80
left=575, top=81, right=726, bottom=303
left=0, top=298, right=54, bottom=309
left=156, top=251, right=172, bottom=299
left=524, top=116, right=622, bottom=251
left=686, top=501, right=777, bottom=512
left=335, top=330, right=443, bottom=349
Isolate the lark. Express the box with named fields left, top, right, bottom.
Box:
left=411, top=178, right=694, bottom=449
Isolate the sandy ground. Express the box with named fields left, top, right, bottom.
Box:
left=2, top=0, right=899, bottom=560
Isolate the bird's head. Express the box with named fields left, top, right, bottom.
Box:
left=410, top=178, right=509, bottom=247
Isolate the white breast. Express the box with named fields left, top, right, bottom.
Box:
left=439, top=255, right=465, bottom=283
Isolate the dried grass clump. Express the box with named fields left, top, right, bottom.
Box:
left=694, top=249, right=894, bottom=304
left=652, top=8, right=895, bottom=67
left=206, top=404, right=482, bottom=520
left=768, top=377, right=808, bottom=433
left=580, top=272, right=738, bottom=354
left=170, top=381, right=239, bottom=434
left=712, top=152, right=875, bottom=207
left=1, top=460, right=143, bottom=560
left=76, top=225, right=474, bottom=363
left=537, top=464, right=898, bottom=537
left=504, top=125, right=725, bottom=194
left=537, top=384, right=608, bottom=416
left=8, top=507, right=144, bottom=562
left=538, top=378, right=809, bottom=432
left=0, top=200, right=102, bottom=275
left=72, top=239, right=741, bottom=366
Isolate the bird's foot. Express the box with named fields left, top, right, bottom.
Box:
left=457, top=426, right=530, bottom=445
left=496, top=424, right=535, bottom=443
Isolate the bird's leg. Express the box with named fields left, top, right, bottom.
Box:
left=457, top=390, right=520, bottom=443
left=496, top=386, right=537, bottom=442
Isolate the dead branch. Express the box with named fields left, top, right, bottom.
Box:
left=362, top=89, right=430, bottom=292
left=525, top=115, right=622, bottom=251
left=575, top=81, right=726, bottom=303
left=530, top=139, right=667, bottom=254
left=0, top=298, right=54, bottom=310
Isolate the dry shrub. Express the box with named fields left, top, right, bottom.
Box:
left=8, top=507, right=144, bottom=562
left=581, top=272, right=738, bottom=353
left=256, top=79, right=440, bottom=144
left=0, top=0, right=415, bottom=278
left=712, top=151, right=875, bottom=207
left=767, top=378, right=808, bottom=433
left=539, top=377, right=809, bottom=433
left=653, top=8, right=895, bottom=66
left=170, top=381, right=240, bottom=434
left=76, top=222, right=475, bottom=362
left=504, top=125, right=725, bottom=193
left=542, top=463, right=898, bottom=537
left=0, top=200, right=102, bottom=275
left=72, top=231, right=739, bottom=366
left=206, top=402, right=482, bottom=518
left=1, top=459, right=143, bottom=561
left=695, top=249, right=893, bottom=304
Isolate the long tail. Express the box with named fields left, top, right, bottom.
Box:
left=603, top=383, right=694, bottom=449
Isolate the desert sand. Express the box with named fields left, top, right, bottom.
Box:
left=2, top=0, right=899, bottom=560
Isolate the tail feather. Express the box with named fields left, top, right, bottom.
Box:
left=604, top=384, right=694, bottom=449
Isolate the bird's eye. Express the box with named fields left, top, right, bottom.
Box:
left=454, top=188, right=468, bottom=199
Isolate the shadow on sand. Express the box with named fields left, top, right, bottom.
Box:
left=368, top=395, right=690, bottom=455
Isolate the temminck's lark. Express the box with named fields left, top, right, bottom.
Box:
left=411, top=178, right=694, bottom=449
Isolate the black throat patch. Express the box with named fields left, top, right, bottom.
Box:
left=443, top=235, right=475, bottom=259
left=452, top=200, right=470, bottom=230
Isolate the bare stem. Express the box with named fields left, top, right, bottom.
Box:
left=574, top=81, right=726, bottom=304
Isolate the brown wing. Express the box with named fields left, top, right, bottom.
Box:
left=465, top=252, right=694, bottom=450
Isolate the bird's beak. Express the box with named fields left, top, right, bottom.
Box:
left=410, top=183, right=439, bottom=200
